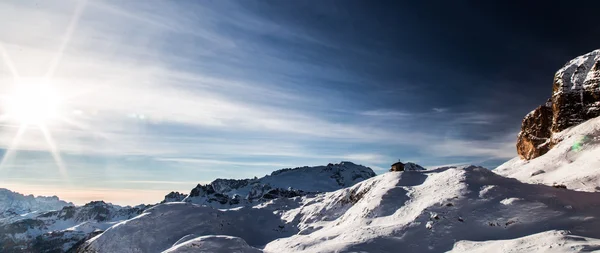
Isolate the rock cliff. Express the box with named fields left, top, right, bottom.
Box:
left=517, top=49, right=600, bottom=159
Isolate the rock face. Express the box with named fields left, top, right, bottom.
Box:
left=517, top=49, right=600, bottom=160
left=161, top=191, right=188, bottom=203
left=552, top=50, right=600, bottom=132
left=516, top=102, right=553, bottom=160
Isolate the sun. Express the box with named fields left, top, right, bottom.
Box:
left=3, top=78, right=62, bottom=125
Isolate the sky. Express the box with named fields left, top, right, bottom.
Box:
left=1, top=0, right=600, bottom=205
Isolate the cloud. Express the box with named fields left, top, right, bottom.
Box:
left=0, top=0, right=521, bottom=205
left=360, top=109, right=411, bottom=118
left=425, top=132, right=517, bottom=159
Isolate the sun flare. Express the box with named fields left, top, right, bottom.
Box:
left=3, top=78, right=62, bottom=125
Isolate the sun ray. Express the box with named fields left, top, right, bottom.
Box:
left=45, top=0, right=88, bottom=79
left=0, top=41, right=19, bottom=79
left=0, top=124, right=27, bottom=171
left=39, top=124, right=68, bottom=178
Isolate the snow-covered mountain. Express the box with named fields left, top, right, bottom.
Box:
left=176, top=161, right=376, bottom=207
left=78, top=164, right=600, bottom=253
left=0, top=200, right=149, bottom=252
left=0, top=161, right=376, bottom=253
left=0, top=188, right=73, bottom=219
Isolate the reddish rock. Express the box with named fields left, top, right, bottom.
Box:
left=516, top=103, right=553, bottom=160
left=517, top=49, right=600, bottom=160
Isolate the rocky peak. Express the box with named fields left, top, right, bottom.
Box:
left=403, top=162, right=426, bottom=171
left=183, top=161, right=376, bottom=207
left=517, top=49, right=600, bottom=160
left=551, top=49, right=600, bottom=132
left=161, top=191, right=188, bottom=203
left=0, top=188, right=73, bottom=218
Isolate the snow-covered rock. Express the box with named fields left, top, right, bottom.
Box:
left=161, top=192, right=188, bottom=203
left=183, top=161, right=376, bottom=207
left=0, top=200, right=148, bottom=252
left=162, top=235, right=261, bottom=253
left=496, top=116, right=600, bottom=191
left=403, top=162, right=426, bottom=171
left=552, top=49, right=600, bottom=133
left=0, top=188, right=73, bottom=219
left=449, top=230, right=600, bottom=253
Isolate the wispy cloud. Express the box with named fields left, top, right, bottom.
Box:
left=360, top=109, right=412, bottom=118
left=432, top=107, right=448, bottom=113
left=0, top=0, right=519, bottom=205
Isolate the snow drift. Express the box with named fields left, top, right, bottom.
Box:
left=496, top=116, right=600, bottom=192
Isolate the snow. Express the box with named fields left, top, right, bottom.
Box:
left=0, top=200, right=145, bottom=252
left=81, top=202, right=298, bottom=253
left=162, top=235, right=261, bottom=253
left=4, top=143, right=600, bottom=253
left=449, top=230, right=600, bottom=253
left=499, top=198, right=521, bottom=205
left=404, top=162, right=426, bottom=171
left=554, top=49, right=600, bottom=95
left=265, top=166, right=600, bottom=252
left=495, top=116, right=600, bottom=191
left=80, top=164, right=600, bottom=253
left=182, top=161, right=376, bottom=207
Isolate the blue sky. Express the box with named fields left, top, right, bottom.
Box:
left=0, top=0, right=598, bottom=205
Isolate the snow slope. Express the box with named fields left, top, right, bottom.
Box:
left=80, top=202, right=298, bottom=253
left=264, top=166, right=600, bottom=252
left=162, top=235, right=262, bottom=253
left=449, top=230, right=600, bottom=253
left=495, top=116, right=600, bottom=191
left=80, top=165, right=600, bottom=253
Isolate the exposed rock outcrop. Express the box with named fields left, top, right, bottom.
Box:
left=517, top=49, right=600, bottom=160
left=161, top=191, right=188, bottom=203
left=516, top=102, right=553, bottom=160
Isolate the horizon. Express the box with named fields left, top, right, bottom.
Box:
left=1, top=0, right=600, bottom=206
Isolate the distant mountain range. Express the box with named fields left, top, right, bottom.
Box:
left=0, top=162, right=376, bottom=252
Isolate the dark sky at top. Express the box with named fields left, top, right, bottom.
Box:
left=231, top=0, right=600, bottom=143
